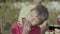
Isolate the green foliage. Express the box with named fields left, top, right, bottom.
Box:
left=0, top=6, right=20, bottom=24
left=48, top=10, right=60, bottom=25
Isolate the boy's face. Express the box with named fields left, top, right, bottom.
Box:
left=27, top=10, right=40, bottom=26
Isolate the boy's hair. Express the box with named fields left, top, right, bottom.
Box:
left=31, top=5, right=49, bottom=25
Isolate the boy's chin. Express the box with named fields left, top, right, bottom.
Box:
left=32, top=25, right=35, bottom=26
left=32, top=24, right=37, bottom=26
left=31, top=23, right=43, bottom=26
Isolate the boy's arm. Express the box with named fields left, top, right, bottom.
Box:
left=22, top=21, right=31, bottom=34
left=40, top=21, right=49, bottom=34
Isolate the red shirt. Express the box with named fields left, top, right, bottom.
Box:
left=11, top=21, right=41, bottom=34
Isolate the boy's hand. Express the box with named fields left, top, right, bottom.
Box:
left=22, top=20, right=31, bottom=34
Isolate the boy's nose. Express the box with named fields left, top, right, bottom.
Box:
left=31, top=17, right=35, bottom=22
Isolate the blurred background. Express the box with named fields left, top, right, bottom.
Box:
left=0, top=0, right=60, bottom=34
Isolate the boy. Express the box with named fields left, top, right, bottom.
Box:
left=22, top=5, right=49, bottom=34
left=11, top=5, right=49, bottom=34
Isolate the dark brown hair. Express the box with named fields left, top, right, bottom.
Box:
left=31, top=5, right=49, bottom=25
